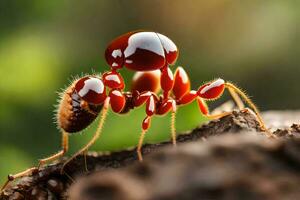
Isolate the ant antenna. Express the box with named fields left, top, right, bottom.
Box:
left=171, top=112, right=177, bottom=146
left=227, top=87, right=244, bottom=110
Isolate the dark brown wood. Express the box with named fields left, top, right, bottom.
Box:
left=1, top=109, right=299, bottom=200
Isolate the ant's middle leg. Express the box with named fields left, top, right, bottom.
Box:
left=1, top=167, right=38, bottom=193
left=38, top=131, right=69, bottom=168
left=157, top=99, right=177, bottom=146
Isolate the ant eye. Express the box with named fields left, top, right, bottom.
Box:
left=75, top=77, right=107, bottom=105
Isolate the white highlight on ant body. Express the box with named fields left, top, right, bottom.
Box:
left=78, top=78, right=104, bottom=97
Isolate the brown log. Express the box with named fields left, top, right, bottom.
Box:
left=1, top=109, right=299, bottom=200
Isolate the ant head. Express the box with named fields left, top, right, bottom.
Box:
left=197, top=79, right=225, bottom=100
left=75, top=76, right=107, bottom=105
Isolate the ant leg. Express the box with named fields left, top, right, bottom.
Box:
left=197, top=79, right=275, bottom=138
left=160, top=66, right=174, bottom=99
left=157, top=98, right=177, bottom=146
left=163, top=66, right=193, bottom=145
left=1, top=167, right=38, bottom=193
left=1, top=131, right=69, bottom=192
left=83, top=150, right=89, bottom=172
left=197, top=97, right=232, bottom=119
left=224, top=82, right=275, bottom=137
left=137, top=116, right=151, bottom=161
left=61, top=97, right=110, bottom=173
left=171, top=111, right=177, bottom=146
left=173, top=67, right=191, bottom=100
left=207, top=112, right=232, bottom=119
left=137, top=94, right=157, bottom=161
left=227, top=87, right=244, bottom=110
left=38, top=131, right=69, bottom=168
left=178, top=89, right=231, bottom=120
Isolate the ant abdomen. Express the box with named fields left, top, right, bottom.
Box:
left=57, top=83, right=102, bottom=133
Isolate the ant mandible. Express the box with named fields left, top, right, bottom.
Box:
left=1, top=31, right=275, bottom=192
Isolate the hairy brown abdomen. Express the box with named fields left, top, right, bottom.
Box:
left=57, top=85, right=102, bottom=133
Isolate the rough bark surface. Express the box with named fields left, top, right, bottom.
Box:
left=1, top=109, right=300, bottom=200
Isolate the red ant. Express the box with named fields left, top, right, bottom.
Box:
left=1, top=31, right=275, bottom=192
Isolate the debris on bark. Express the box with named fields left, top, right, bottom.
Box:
left=1, top=109, right=299, bottom=200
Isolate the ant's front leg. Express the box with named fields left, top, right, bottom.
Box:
left=1, top=130, right=69, bottom=193
left=61, top=97, right=111, bottom=173
left=134, top=92, right=159, bottom=161
left=1, top=167, right=38, bottom=193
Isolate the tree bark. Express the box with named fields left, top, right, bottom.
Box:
left=1, top=109, right=300, bottom=200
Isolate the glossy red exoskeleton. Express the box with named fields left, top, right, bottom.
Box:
left=1, top=31, right=275, bottom=192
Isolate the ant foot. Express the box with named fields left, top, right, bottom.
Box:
left=7, top=174, right=14, bottom=181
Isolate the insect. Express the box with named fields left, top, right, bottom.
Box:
left=1, top=31, right=274, bottom=192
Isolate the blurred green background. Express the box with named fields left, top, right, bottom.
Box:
left=0, top=0, right=299, bottom=182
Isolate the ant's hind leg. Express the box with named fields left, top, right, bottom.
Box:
left=1, top=131, right=69, bottom=193
left=38, top=131, right=69, bottom=168
left=1, top=167, right=38, bottom=193
left=61, top=97, right=110, bottom=173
